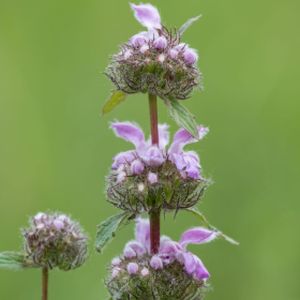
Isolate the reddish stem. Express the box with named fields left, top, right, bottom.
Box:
left=42, top=267, right=48, bottom=300
left=148, top=94, right=159, bottom=145
left=148, top=94, right=160, bottom=254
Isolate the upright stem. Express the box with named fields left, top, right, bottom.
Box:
left=148, top=94, right=159, bottom=145
left=148, top=93, right=160, bottom=254
left=42, top=267, right=48, bottom=300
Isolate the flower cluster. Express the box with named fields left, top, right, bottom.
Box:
left=106, top=121, right=209, bottom=213
left=106, top=3, right=202, bottom=100
left=23, top=212, right=88, bottom=271
left=107, top=218, right=216, bottom=299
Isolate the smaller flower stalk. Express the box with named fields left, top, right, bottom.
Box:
left=0, top=212, right=88, bottom=300
left=42, top=267, right=49, bottom=300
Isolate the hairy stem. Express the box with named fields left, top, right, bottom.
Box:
left=148, top=93, right=160, bottom=254
left=42, top=267, right=48, bottom=300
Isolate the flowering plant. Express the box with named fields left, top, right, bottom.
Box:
left=0, top=3, right=237, bottom=300
left=97, top=3, right=238, bottom=300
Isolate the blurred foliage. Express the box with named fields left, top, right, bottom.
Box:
left=0, top=0, right=299, bottom=299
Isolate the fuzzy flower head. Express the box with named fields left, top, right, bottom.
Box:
left=106, top=218, right=216, bottom=299
left=23, top=212, right=88, bottom=271
left=106, top=3, right=202, bottom=100
left=106, top=121, right=209, bottom=213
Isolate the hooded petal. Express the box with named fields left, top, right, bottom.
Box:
left=112, top=150, right=136, bottom=169
left=180, top=252, right=197, bottom=275
left=169, top=126, right=209, bottom=155
left=111, top=122, right=146, bottom=150
left=135, top=218, right=150, bottom=251
left=179, top=227, right=218, bottom=248
left=130, top=31, right=149, bottom=47
left=193, top=255, right=210, bottom=280
left=124, top=240, right=147, bottom=257
left=140, top=145, right=165, bottom=167
left=130, top=3, right=162, bottom=29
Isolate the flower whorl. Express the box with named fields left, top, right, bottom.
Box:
left=106, top=3, right=202, bottom=100
left=106, top=121, right=209, bottom=213
left=106, top=218, right=216, bottom=300
left=23, top=212, right=88, bottom=271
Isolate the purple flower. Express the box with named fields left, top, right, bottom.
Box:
left=130, top=159, right=145, bottom=175
left=140, top=146, right=165, bottom=167
left=130, top=32, right=149, bottom=47
left=168, top=48, right=179, bottom=59
left=130, top=3, right=162, bottom=29
left=118, top=218, right=218, bottom=281
left=127, top=262, right=139, bottom=275
left=183, top=47, right=198, bottom=65
left=150, top=255, right=163, bottom=270
left=153, top=36, right=168, bottom=50
left=147, top=172, right=158, bottom=184
left=110, top=121, right=208, bottom=180
left=111, top=257, right=121, bottom=266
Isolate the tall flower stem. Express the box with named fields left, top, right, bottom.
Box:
left=42, top=267, right=48, bottom=300
left=148, top=93, right=160, bottom=254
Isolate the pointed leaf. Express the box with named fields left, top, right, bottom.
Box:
left=179, top=15, right=202, bottom=35
left=185, top=208, right=239, bottom=245
left=165, top=99, right=199, bottom=138
left=0, top=252, right=35, bottom=270
left=102, top=90, right=127, bottom=115
left=96, top=212, right=134, bottom=252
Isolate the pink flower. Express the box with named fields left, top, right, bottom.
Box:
left=110, top=121, right=208, bottom=180
left=118, top=218, right=218, bottom=281
left=130, top=3, right=162, bottom=29
left=127, top=262, right=139, bottom=275
left=183, top=47, right=198, bottom=65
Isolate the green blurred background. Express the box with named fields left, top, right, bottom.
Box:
left=0, top=0, right=299, bottom=299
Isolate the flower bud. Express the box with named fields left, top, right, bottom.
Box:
left=23, top=212, right=88, bottom=271
left=141, top=267, right=149, bottom=276
left=130, top=159, right=145, bottom=175
left=150, top=255, right=163, bottom=270
left=153, top=36, right=167, bottom=50
left=183, top=47, right=198, bottom=65
left=127, top=262, right=139, bottom=275
left=147, top=172, right=158, bottom=185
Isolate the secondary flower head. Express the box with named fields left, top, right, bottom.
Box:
left=106, top=218, right=217, bottom=299
left=23, top=212, right=88, bottom=271
left=106, top=3, right=202, bottom=100
left=106, top=121, right=209, bottom=213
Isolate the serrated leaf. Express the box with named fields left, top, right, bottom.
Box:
left=96, top=212, right=134, bottom=252
left=102, top=90, right=127, bottom=115
left=179, top=15, right=202, bottom=36
left=0, top=252, right=30, bottom=270
left=165, top=99, right=199, bottom=138
left=185, top=208, right=239, bottom=245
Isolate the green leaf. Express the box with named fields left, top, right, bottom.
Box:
left=102, top=90, right=127, bottom=115
left=0, top=252, right=32, bottom=270
left=185, top=208, right=239, bottom=245
left=96, top=212, right=134, bottom=252
left=165, top=99, right=199, bottom=138
left=179, top=15, right=202, bottom=36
